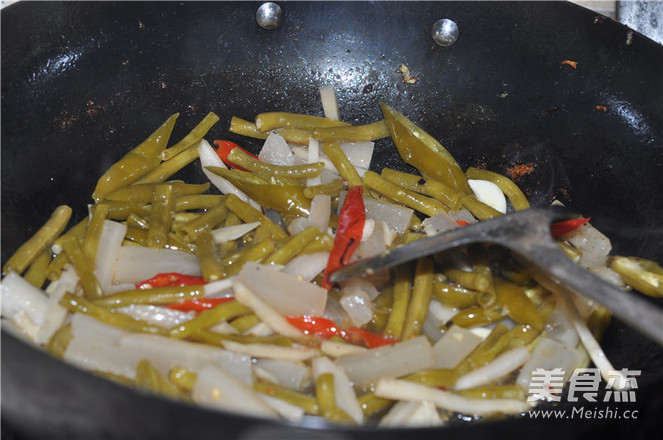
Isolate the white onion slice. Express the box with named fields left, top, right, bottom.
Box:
left=454, top=346, right=530, bottom=390
left=282, top=252, right=329, bottom=282
left=211, top=221, right=260, bottom=243
left=198, top=139, right=260, bottom=210
left=237, top=262, right=327, bottom=317
left=307, top=137, right=322, bottom=186
left=0, top=271, right=49, bottom=327
left=95, top=220, right=127, bottom=291
left=334, top=336, right=434, bottom=386
left=312, top=356, right=364, bottom=424
left=375, top=378, right=530, bottom=416
left=260, top=395, right=305, bottom=423
left=319, top=85, right=340, bottom=120
left=432, top=325, right=482, bottom=369
left=254, top=358, right=313, bottom=391
left=339, top=142, right=374, bottom=169
left=259, top=132, right=300, bottom=166
left=193, top=364, right=278, bottom=418
left=378, top=400, right=444, bottom=428
left=113, top=246, right=201, bottom=284
left=309, top=195, right=331, bottom=232
left=221, top=340, right=320, bottom=362
left=232, top=279, right=303, bottom=338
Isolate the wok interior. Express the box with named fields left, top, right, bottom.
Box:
left=2, top=2, right=662, bottom=438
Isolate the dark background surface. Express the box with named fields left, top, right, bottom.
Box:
left=2, top=1, right=662, bottom=439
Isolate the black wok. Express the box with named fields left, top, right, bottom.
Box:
left=2, top=2, right=662, bottom=439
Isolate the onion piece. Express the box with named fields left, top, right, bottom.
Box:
left=307, top=137, right=322, bottom=186
left=312, top=356, right=364, bottom=424
left=254, top=358, right=313, bottom=391
left=339, top=142, right=374, bottom=170
left=334, top=336, right=434, bottom=386
left=432, top=325, right=483, bottom=369
left=259, top=132, right=301, bottom=166
left=199, top=139, right=260, bottom=210
left=454, top=346, right=530, bottom=390
left=193, top=364, right=278, bottom=419
left=309, top=195, right=331, bottom=232
left=95, top=220, right=127, bottom=291
left=221, top=340, right=320, bottom=362
left=560, top=222, right=612, bottom=268
left=232, top=279, right=304, bottom=338
left=422, top=211, right=460, bottom=237
left=211, top=221, right=261, bottom=243
left=260, top=395, right=305, bottom=423
left=203, top=278, right=235, bottom=298
left=378, top=400, right=444, bottom=428
left=113, top=246, right=201, bottom=284
left=338, top=191, right=414, bottom=234
left=319, top=85, right=340, bottom=120
left=516, top=337, right=584, bottom=395
left=0, top=271, right=49, bottom=327
left=237, top=262, right=327, bottom=317
left=37, top=265, right=80, bottom=344
left=375, top=378, right=530, bottom=416
left=339, top=285, right=374, bottom=327
left=282, top=252, right=329, bottom=282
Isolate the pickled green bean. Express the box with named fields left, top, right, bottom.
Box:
left=160, top=112, right=219, bottom=160
left=147, top=184, right=175, bottom=248
left=93, top=285, right=204, bottom=308
left=263, top=226, right=319, bottom=265
left=316, top=373, right=354, bottom=423
left=357, top=391, right=393, bottom=417
left=363, top=171, right=445, bottom=217
left=83, top=203, right=110, bottom=265
left=222, top=239, right=276, bottom=277
left=448, top=305, right=505, bottom=328
left=454, top=323, right=509, bottom=376
left=195, top=230, right=225, bottom=282
left=321, top=142, right=363, bottom=187
left=59, top=292, right=167, bottom=335
left=169, top=367, right=198, bottom=392
left=229, top=314, right=261, bottom=334
left=383, top=264, right=411, bottom=338
left=46, top=323, right=72, bottom=359
left=227, top=148, right=325, bottom=179
left=24, top=249, right=52, bottom=289
left=135, top=359, right=189, bottom=400
left=3, top=205, right=72, bottom=276
left=312, top=120, right=389, bottom=142
left=432, top=274, right=479, bottom=308
left=255, top=112, right=350, bottom=132
left=443, top=268, right=491, bottom=292
left=229, top=116, right=269, bottom=140
left=179, top=202, right=228, bottom=243
left=169, top=300, right=251, bottom=339
left=62, top=237, right=104, bottom=300
left=225, top=194, right=288, bottom=240
left=610, top=256, right=663, bottom=297
left=105, top=182, right=210, bottom=204
left=303, top=179, right=345, bottom=198
left=494, top=280, right=544, bottom=330
left=135, top=143, right=200, bottom=185
left=402, top=258, right=434, bottom=339
left=254, top=381, right=320, bottom=415
left=381, top=168, right=461, bottom=210
left=404, top=368, right=457, bottom=388
left=92, top=114, right=177, bottom=201
left=174, top=194, right=224, bottom=212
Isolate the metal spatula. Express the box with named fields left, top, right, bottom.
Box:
left=329, top=207, right=663, bottom=345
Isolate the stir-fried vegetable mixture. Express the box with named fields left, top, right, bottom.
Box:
left=2, top=87, right=662, bottom=427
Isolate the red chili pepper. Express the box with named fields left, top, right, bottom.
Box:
left=286, top=315, right=341, bottom=338
left=341, top=327, right=399, bottom=349
left=166, top=297, right=235, bottom=313
left=213, top=140, right=259, bottom=171
left=286, top=315, right=399, bottom=348
left=456, top=220, right=470, bottom=226
left=322, top=185, right=366, bottom=289
left=551, top=217, right=591, bottom=238
left=135, top=272, right=206, bottom=289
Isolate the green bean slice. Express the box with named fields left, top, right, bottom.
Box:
left=62, top=237, right=104, bottom=300
left=255, top=112, right=350, bottom=132
left=3, top=205, right=72, bottom=276
left=321, top=142, right=363, bottom=187
left=402, top=258, right=434, bottom=339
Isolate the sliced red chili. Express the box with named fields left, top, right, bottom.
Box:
left=456, top=220, right=470, bottom=226
left=286, top=315, right=341, bottom=338
left=135, top=272, right=206, bottom=289
left=213, top=140, right=259, bottom=171
left=322, top=185, right=366, bottom=289
left=551, top=217, right=591, bottom=238
left=166, top=297, right=235, bottom=313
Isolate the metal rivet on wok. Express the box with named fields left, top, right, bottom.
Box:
left=432, top=18, right=459, bottom=46
left=256, top=2, right=283, bottom=30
